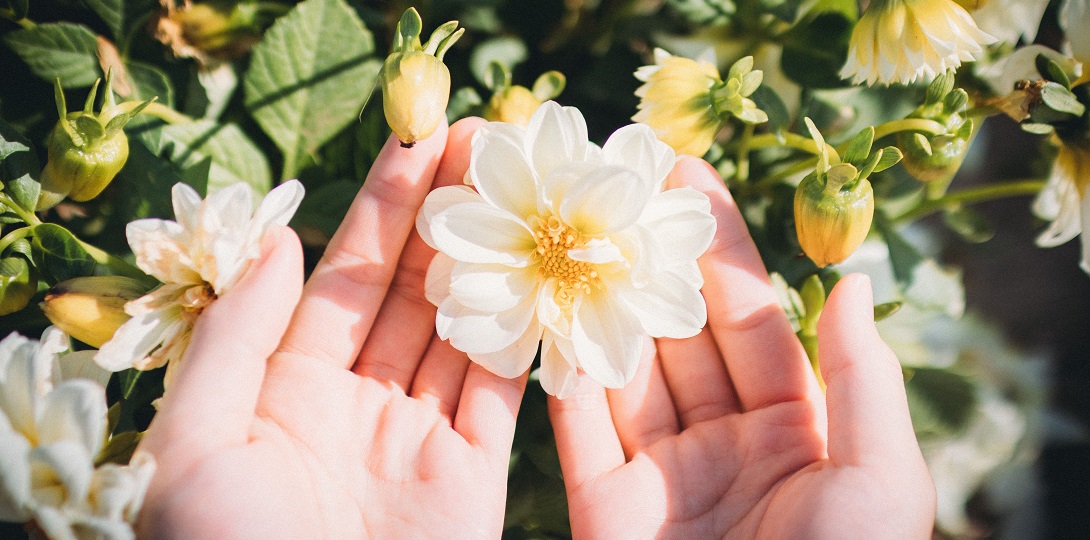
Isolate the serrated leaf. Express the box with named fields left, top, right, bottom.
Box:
left=127, top=61, right=175, bottom=107
left=30, top=223, right=99, bottom=283
left=943, top=207, right=995, bottom=243
left=244, top=0, right=379, bottom=179
left=153, top=121, right=273, bottom=195
left=3, top=23, right=102, bottom=88
left=82, top=0, right=123, bottom=39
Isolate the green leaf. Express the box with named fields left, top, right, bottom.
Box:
left=873, top=301, right=902, bottom=321
left=749, top=85, right=790, bottom=133
left=126, top=61, right=175, bottom=108
left=874, top=211, right=923, bottom=286
left=1040, top=82, right=1086, bottom=117
left=906, top=367, right=978, bottom=438
left=148, top=121, right=272, bottom=195
left=943, top=207, right=995, bottom=243
left=110, top=134, right=205, bottom=222
left=290, top=180, right=359, bottom=243
left=666, top=0, right=736, bottom=26
left=10, top=0, right=28, bottom=19
left=82, top=0, right=123, bottom=39
left=1037, top=53, right=1072, bottom=88
left=30, top=223, right=99, bottom=283
left=244, top=0, right=380, bottom=179
left=3, top=23, right=102, bottom=88
left=780, top=12, right=853, bottom=88
left=0, top=119, right=41, bottom=212
left=96, top=431, right=143, bottom=465
left=842, top=127, right=874, bottom=167
left=469, top=36, right=528, bottom=89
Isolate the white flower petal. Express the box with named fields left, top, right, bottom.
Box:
left=535, top=278, right=569, bottom=336
left=571, top=292, right=644, bottom=388
left=560, top=165, right=652, bottom=235
left=616, top=273, right=706, bottom=339
left=1061, top=0, right=1090, bottom=61
left=58, top=351, right=112, bottom=389
left=32, top=505, right=77, bottom=540
left=429, top=203, right=536, bottom=265
left=437, top=293, right=537, bottom=355
left=1035, top=162, right=1083, bottom=247
left=526, top=102, right=591, bottom=179
left=467, top=323, right=542, bottom=379
left=30, top=439, right=95, bottom=507
left=1080, top=189, right=1090, bottom=274
left=0, top=430, right=32, bottom=522
left=424, top=253, right=457, bottom=306
left=602, top=123, right=676, bottom=192
left=417, top=186, right=482, bottom=249
left=567, top=238, right=626, bottom=264
left=471, top=123, right=539, bottom=220
left=0, top=338, right=52, bottom=440
left=639, top=188, right=716, bottom=262
left=36, top=379, right=107, bottom=458
left=538, top=333, right=579, bottom=398
left=125, top=219, right=200, bottom=285
left=170, top=182, right=203, bottom=232
left=96, top=300, right=186, bottom=372
left=243, top=180, right=305, bottom=256
left=450, top=262, right=539, bottom=312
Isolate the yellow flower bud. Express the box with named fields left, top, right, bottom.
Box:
left=41, top=276, right=149, bottom=347
left=382, top=51, right=452, bottom=147
left=794, top=170, right=875, bottom=268
left=484, top=86, right=541, bottom=126
left=380, top=8, right=463, bottom=148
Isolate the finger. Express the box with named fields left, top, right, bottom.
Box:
left=605, top=337, right=679, bottom=458
left=146, top=227, right=303, bottom=453
left=670, top=156, right=811, bottom=411
left=657, top=327, right=740, bottom=428
left=453, top=363, right=528, bottom=460
left=278, top=123, right=449, bottom=369
left=548, top=374, right=626, bottom=490
left=408, top=335, right=472, bottom=422
left=819, top=274, right=919, bottom=467
left=352, top=118, right=485, bottom=386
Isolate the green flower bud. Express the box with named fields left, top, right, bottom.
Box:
left=0, top=255, right=36, bottom=316
left=897, top=72, right=973, bottom=182
left=710, top=56, right=768, bottom=125
left=381, top=8, right=463, bottom=148
left=40, top=275, right=150, bottom=347
left=37, top=73, right=153, bottom=210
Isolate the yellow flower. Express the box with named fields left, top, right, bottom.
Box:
left=632, top=48, right=723, bottom=157
left=483, top=69, right=565, bottom=127
left=840, top=0, right=996, bottom=86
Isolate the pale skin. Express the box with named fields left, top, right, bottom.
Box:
left=135, top=118, right=935, bottom=539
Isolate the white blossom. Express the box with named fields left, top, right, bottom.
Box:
left=418, top=102, right=715, bottom=397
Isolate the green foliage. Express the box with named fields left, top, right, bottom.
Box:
left=4, top=23, right=102, bottom=88
left=243, top=0, right=381, bottom=179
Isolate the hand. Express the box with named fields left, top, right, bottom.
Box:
left=136, top=118, right=526, bottom=538
left=549, top=156, right=936, bottom=538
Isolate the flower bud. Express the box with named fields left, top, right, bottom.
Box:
left=41, top=276, right=150, bottom=347
left=483, top=67, right=565, bottom=127
left=794, top=169, right=874, bottom=268
left=0, top=255, right=36, bottom=316
left=37, top=74, right=153, bottom=210
left=381, top=8, right=463, bottom=147
left=155, top=1, right=261, bottom=65
left=897, top=72, right=973, bottom=182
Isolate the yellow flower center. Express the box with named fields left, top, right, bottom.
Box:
left=532, top=215, right=601, bottom=304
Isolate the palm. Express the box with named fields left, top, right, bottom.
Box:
left=136, top=119, right=521, bottom=538
left=550, top=157, right=935, bottom=539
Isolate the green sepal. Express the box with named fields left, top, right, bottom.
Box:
left=842, top=126, right=874, bottom=167
left=531, top=71, right=566, bottom=101
left=925, top=71, right=955, bottom=105
left=874, top=301, right=902, bottom=321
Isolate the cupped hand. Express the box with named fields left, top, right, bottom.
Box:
left=135, top=118, right=526, bottom=539
left=549, top=156, right=936, bottom=539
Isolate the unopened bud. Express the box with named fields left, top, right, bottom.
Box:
left=381, top=8, right=462, bottom=147
left=37, top=73, right=153, bottom=210
left=794, top=172, right=874, bottom=267
left=484, top=67, right=565, bottom=126
left=0, top=255, right=36, bottom=316
left=41, top=276, right=150, bottom=347
left=898, top=73, right=973, bottom=182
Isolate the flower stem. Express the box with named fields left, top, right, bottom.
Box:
left=748, top=132, right=820, bottom=154
left=0, top=8, right=35, bottom=29
left=131, top=102, right=193, bottom=125
left=871, top=118, right=946, bottom=140
left=0, top=227, right=30, bottom=255
left=894, top=179, right=1046, bottom=223
left=0, top=194, right=42, bottom=226
left=736, top=123, right=755, bottom=182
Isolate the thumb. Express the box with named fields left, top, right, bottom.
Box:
left=818, top=273, right=920, bottom=467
